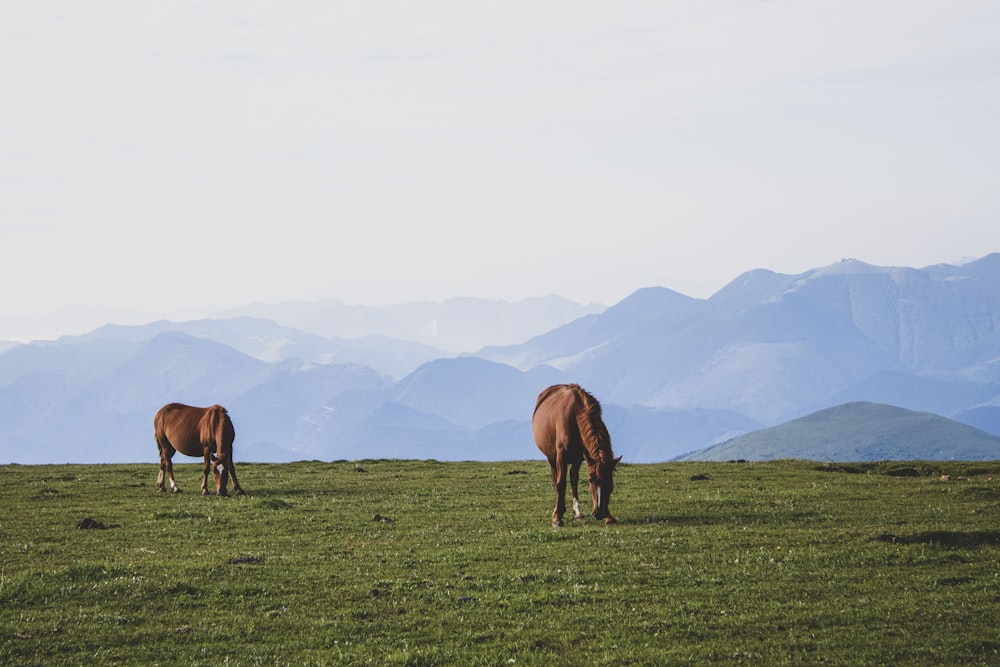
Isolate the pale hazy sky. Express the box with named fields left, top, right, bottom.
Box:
left=2, top=1, right=999, bottom=334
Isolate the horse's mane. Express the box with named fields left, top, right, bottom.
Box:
left=569, top=384, right=614, bottom=465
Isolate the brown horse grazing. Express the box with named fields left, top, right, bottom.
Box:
left=154, top=403, right=244, bottom=496
left=532, top=384, right=621, bottom=526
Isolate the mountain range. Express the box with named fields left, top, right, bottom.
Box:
left=2, top=255, right=999, bottom=464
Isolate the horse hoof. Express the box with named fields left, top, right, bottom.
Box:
left=552, top=519, right=564, bottom=527
left=604, top=516, right=617, bottom=525
left=171, top=488, right=181, bottom=494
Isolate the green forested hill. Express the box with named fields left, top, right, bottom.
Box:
left=683, top=402, right=1000, bottom=461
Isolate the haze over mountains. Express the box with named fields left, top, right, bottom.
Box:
left=2, top=255, right=999, bottom=464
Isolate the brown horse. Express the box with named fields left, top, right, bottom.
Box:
left=154, top=403, right=244, bottom=496
left=532, top=384, right=621, bottom=526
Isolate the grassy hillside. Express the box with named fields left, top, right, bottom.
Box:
left=685, top=402, right=1000, bottom=462
left=2, top=458, right=1000, bottom=665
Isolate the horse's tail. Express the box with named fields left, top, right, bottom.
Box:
left=153, top=407, right=165, bottom=441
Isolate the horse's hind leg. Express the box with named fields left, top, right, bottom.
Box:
left=156, top=438, right=180, bottom=493
left=156, top=447, right=166, bottom=492
left=569, top=462, right=584, bottom=520
left=549, top=459, right=568, bottom=527
left=201, top=454, right=212, bottom=495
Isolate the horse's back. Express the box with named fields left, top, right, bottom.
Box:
left=533, top=384, right=586, bottom=419
left=154, top=403, right=219, bottom=456
left=532, top=384, right=585, bottom=460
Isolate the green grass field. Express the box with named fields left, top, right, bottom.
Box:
left=2, top=459, right=1000, bottom=665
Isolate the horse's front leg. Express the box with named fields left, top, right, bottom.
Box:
left=569, top=461, right=584, bottom=520
left=549, top=459, right=568, bottom=527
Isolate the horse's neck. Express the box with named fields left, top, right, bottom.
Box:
left=577, top=413, right=607, bottom=456
left=580, top=433, right=609, bottom=465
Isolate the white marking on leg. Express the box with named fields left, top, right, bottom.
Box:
left=573, top=498, right=582, bottom=518
left=216, top=464, right=225, bottom=475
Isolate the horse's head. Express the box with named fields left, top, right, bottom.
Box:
left=214, top=465, right=229, bottom=496
left=589, top=454, right=622, bottom=523
left=211, top=452, right=231, bottom=496
left=208, top=407, right=236, bottom=496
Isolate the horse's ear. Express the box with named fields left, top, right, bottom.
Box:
left=614, top=455, right=622, bottom=467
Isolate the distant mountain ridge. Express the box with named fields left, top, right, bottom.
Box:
left=73, top=317, right=444, bottom=379
left=2, top=255, right=999, bottom=464
left=481, top=254, right=1000, bottom=424
left=212, top=296, right=606, bottom=353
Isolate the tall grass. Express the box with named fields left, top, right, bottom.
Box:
left=2, top=459, right=999, bottom=665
